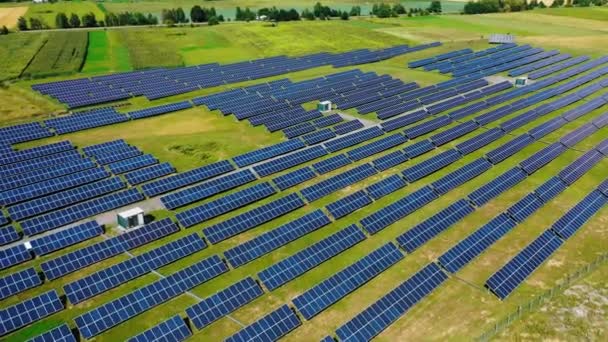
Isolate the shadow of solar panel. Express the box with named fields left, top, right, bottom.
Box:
left=361, top=185, right=438, bottom=235
left=486, top=230, right=563, bottom=300
left=302, top=128, right=336, bottom=145
left=0, top=150, right=83, bottom=177
left=186, top=277, right=264, bottom=330
left=177, top=182, right=276, bottom=228
left=0, top=290, right=63, bottom=336
left=335, top=262, right=447, bottom=341
left=0, top=267, right=41, bottom=301
left=432, top=158, right=492, bottom=195
left=225, top=305, right=301, bottom=342
left=324, top=127, right=384, bottom=153
left=302, top=163, right=377, bottom=202
left=293, top=242, right=403, bottom=320
left=403, top=149, right=462, bottom=183
left=552, top=190, right=607, bottom=239
left=403, top=139, right=435, bottom=159
left=233, top=139, right=305, bottom=167
left=439, top=213, right=517, bottom=273
left=313, top=154, right=351, bottom=174
left=468, top=167, right=527, bottom=207
left=397, top=199, right=475, bottom=253
left=507, top=193, right=544, bottom=223
left=0, top=141, right=73, bottom=166
left=161, top=169, right=257, bottom=210
left=559, top=150, right=603, bottom=185
left=348, top=133, right=407, bottom=161
left=534, top=176, right=568, bottom=203
left=21, top=188, right=144, bottom=236
left=327, top=190, right=372, bottom=219
left=520, top=143, right=567, bottom=175
left=204, top=193, right=305, bottom=244
left=28, top=323, right=76, bottom=342
left=224, top=210, right=331, bottom=268
left=125, top=162, right=176, bottom=186
left=254, top=145, right=327, bottom=177
left=0, top=226, right=18, bottom=246
left=30, top=221, right=102, bottom=256
left=127, top=315, right=191, bottom=342
left=41, top=218, right=177, bottom=280
left=259, top=225, right=366, bottom=291
left=75, top=255, right=227, bottom=339
left=142, top=160, right=234, bottom=197
left=65, top=233, right=205, bottom=304
left=0, top=244, right=31, bottom=270
left=366, top=175, right=407, bottom=200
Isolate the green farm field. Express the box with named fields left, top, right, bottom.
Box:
left=0, top=5, right=608, bottom=342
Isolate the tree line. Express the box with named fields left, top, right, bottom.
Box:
left=17, top=11, right=158, bottom=31
left=463, top=0, right=607, bottom=14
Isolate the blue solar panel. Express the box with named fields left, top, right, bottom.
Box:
left=186, top=277, right=264, bottom=329
left=372, top=150, right=409, bottom=171
left=520, top=142, right=567, bottom=175
left=468, top=167, right=527, bottom=206
left=456, top=128, right=504, bottom=155
left=506, top=193, right=543, bottom=223
left=30, top=221, right=103, bottom=256
left=302, top=128, right=336, bottom=145
left=535, top=177, right=568, bottom=204
left=161, top=169, right=257, bottom=209
left=333, top=120, right=364, bottom=135
left=272, top=167, right=316, bottom=191
left=313, top=113, right=343, bottom=128
left=127, top=315, right=191, bottom=342
left=313, top=154, right=351, bottom=174
left=0, top=158, right=96, bottom=192
left=258, top=224, right=366, bottom=291
left=560, top=123, right=598, bottom=147
left=0, top=244, right=31, bottom=270
left=254, top=145, right=327, bottom=177
left=403, top=139, right=435, bottom=159
left=486, top=134, right=534, bottom=165
left=486, top=230, right=563, bottom=299
left=82, top=139, right=128, bottom=156
left=75, top=255, right=228, bottom=339
left=293, top=242, right=403, bottom=320
left=225, top=305, right=301, bottom=342
left=94, top=146, right=142, bottom=165
left=0, top=150, right=82, bottom=176
left=402, top=149, right=462, bottom=183
left=324, top=127, right=384, bottom=153
left=204, top=193, right=306, bottom=244
left=439, top=213, right=517, bottom=273
left=108, top=154, right=158, bottom=174
left=552, top=190, right=607, bottom=239
left=283, top=122, right=316, bottom=139
left=142, top=160, right=235, bottom=197
left=124, top=162, right=176, bottom=186
left=233, top=139, right=305, bottom=167
left=347, top=133, right=408, bottom=161
left=335, top=262, right=447, bottom=341
left=430, top=121, right=478, bottom=146
left=404, top=116, right=452, bottom=139
left=176, top=182, right=277, bottom=228
left=559, top=150, right=603, bottom=185
left=0, top=267, right=41, bottom=301
left=431, top=158, right=492, bottom=195
left=0, top=290, right=63, bottom=336
left=361, top=185, right=438, bottom=234
left=0, top=225, right=19, bottom=246
left=28, top=323, right=76, bottom=342
left=397, top=199, right=475, bottom=252
left=366, top=175, right=407, bottom=200
left=224, top=210, right=331, bottom=268
left=301, top=163, right=377, bottom=202
left=326, top=190, right=373, bottom=219
left=0, top=140, right=73, bottom=166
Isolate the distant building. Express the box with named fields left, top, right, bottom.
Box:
left=32, top=0, right=48, bottom=3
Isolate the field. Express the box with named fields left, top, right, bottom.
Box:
left=24, top=0, right=105, bottom=28
left=1, top=5, right=608, bottom=342
left=0, top=6, right=27, bottom=28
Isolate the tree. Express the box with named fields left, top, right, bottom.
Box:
left=29, top=17, right=45, bottom=30
left=17, top=16, right=27, bottom=31
left=190, top=5, right=206, bottom=22
left=175, top=7, right=187, bottom=23
left=69, top=13, right=80, bottom=28
left=393, top=4, right=407, bottom=14
left=82, top=12, right=97, bottom=27
left=340, top=11, right=349, bottom=20
left=208, top=16, right=219, bottom=25
left=428, top=1, right=442, bottom=13
left=0, top=26, right=8, bottom=35
left=302, top=8, right=315, bottom=20
left=55, top=12, right=70, bottom=28
left=349, top=6, right=361, bottom=16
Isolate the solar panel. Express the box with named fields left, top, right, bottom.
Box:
left=301, top=163, right=377, bottom=202
left=313, top=113, right=343, bottom=128
left=507, top=193, right=544, bottom=223
left=0, top=140, right=73, bottom=166
left=254, top=145, right=327, bottom=177
left=142, top=160, right=235, bottom=197
left=403, top=139, right=435, bottom=159
left=204, top=193, right=306, bottom=244
left=41, top=218, right=178, bottom=280
left=347, top=133, right=408, bottom=161
left=124, top=162, right=176, bottom=186
left=0, top=267, right=41, bottom=301
left=372, top=150, right=409, bottom=171
left=225, top=305, right=301, bottom=342
left=272, top=167, right=317, bottom=191
left=127, top=315, right=191, bottom=342
left=431, top=158, right=492, bottom=195
left=0, top=158, right=96, bottom=193
left=559, top=150, right=603, bottom=185
left=258, top=224, right=366, bottom=291
left=0, top=290, right=63, bottom=336
left=455, top=128, right=505, bottom=155
left=333, top=120, right=364, bottom=135
left=176, top=182, right=277, bottom=228
left=485, top=230, right=563, bottom=299
left=520, top=142, right=567, bottom=175
left=233, top=139, right=305, bottom=167
left=186, top=277, right=264, bottom=330
left=64, top=233, right=206, bottom=304
left=404, top=116, right=452, bottom=139
left=551, top=190, right=607, bottom=239
left=302, top=128, right=336, bottom=145
left=94, top=146, right=142, bottom=165
left=486, top=134, right=534, bottom=165
left=335, top=262, right=448, bottom=341
left=468, top=167, right=527, bottom=206
left=30, top=221, right=103, bottom=256
left=108, top=154, right=158, bottom=174
left=161, top=169, right=257, bottom=209
left=560, top=123, right=598, bottom=147
left=0, top=244, right=31, bottom=270
left=365, top=175, right=407, bottom=200
left=224, top=210, right=331, bottom=268
left=402, top=149, right=462, bottom=183
left=0, top=225, right=19, bottom=246
left=83, top=139, right=128, bottom=156
left=28, top=323, right=76, bottom=342
left=534, top=177, right=567, bottom=204
left=326, top=190, right=372, bottom=219
left=361, top=185, right=438, bottom=234
left=438, top=213, right=517, bottom=273
left=313, top=154, right=352, bottom=174
left=293, top=242, right=403, bottom=320
left=0, top=150, right=83, bottom=176
left=75, top=255, right=228, bottom=339
left=397, top=199, right=475, bottom=253
left=324, top=127, right=384, bottom=153
left=430, top=121, right=478, bottom=147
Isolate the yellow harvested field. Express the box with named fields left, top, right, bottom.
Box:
left=0, top=6, right=27, bottom=28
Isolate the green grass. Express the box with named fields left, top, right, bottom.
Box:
left=0, top=33, right=48, bottom=81
left=531, top=6, right=608, bottom=21
left=22, top=31, right=88, bottom=78
left=25, top=0, right=105, bottom=28
left=81, top=30, right=132, bottom=73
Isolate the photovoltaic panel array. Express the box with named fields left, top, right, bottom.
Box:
left=28, top=323, right=76, bottom=342
left=253, top=145, right=327, bottom=177
left=30, top=221, right=103, bottom=256
left=293, top=242, right=403, bottom=320
left=186, top=277, right=264, bottom=330
left=233, top=139, right=305, bottom=167
left=127, top=315, right=191, bottom=342
left=0, top=244, right=31, bottom=270
left=0, top=267, right=41, bottom=300
left=258, top=224, right=366, bottom=291
left=124, top=162, right=176, bottom=186
left=301, top=163, right=377, bottom=202
left=0, top=290, right=63, bottom=336
left=551, top=190, right=607, bottom=239
left=365, top=174, right=407, bottom=200
left=225, top=305, right=301, bottom=342
left=335, top=262, right=448, bottom=341
left=224, top=210, right=331, bottom=268
left=326, top=190, right=372, bottom=219
left=272, top=167, right=316, bottom=191
left=468, top=167, right=527, bottom=206
left=431, top=158, right=492, bottom=195
left=75, top=255, right=228, bottom=339
left=0, top=226, right=19, bottom=246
